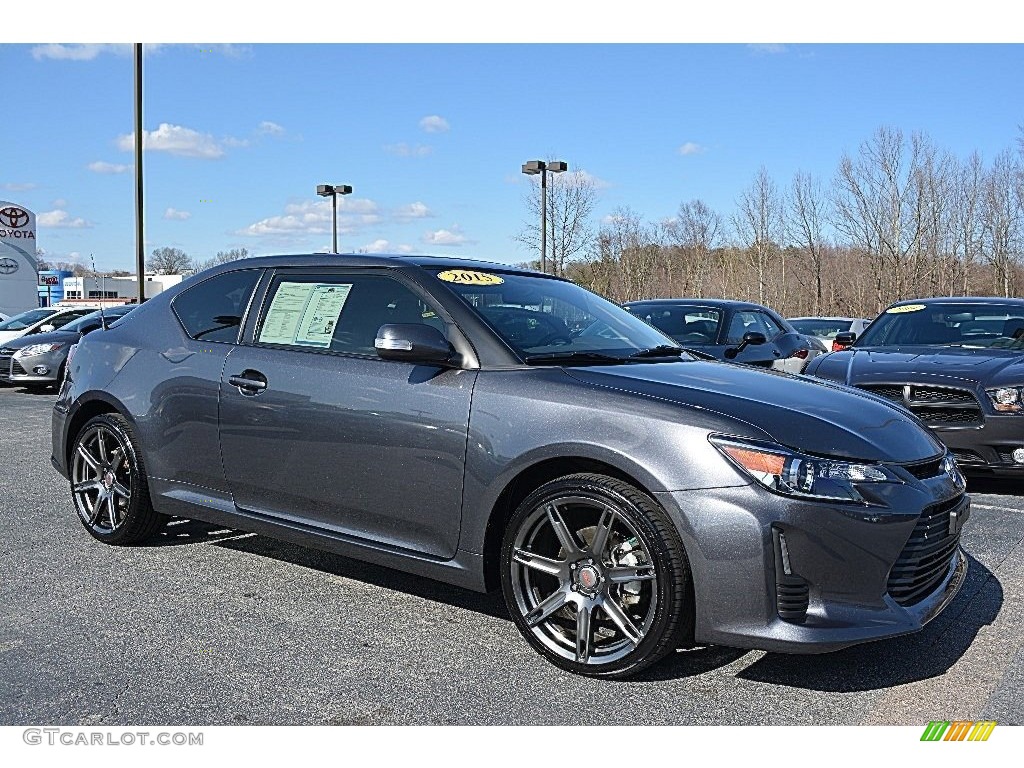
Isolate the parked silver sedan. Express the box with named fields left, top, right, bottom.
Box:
left=789, top=316, right=872, bottom=352
left=0, top=305, right=135, bottom=389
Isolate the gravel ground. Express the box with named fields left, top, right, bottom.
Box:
left=1, top=386, right=1022, bottom=725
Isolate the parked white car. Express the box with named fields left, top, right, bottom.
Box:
left=0, top=306, right=100, bottom=345
left=788, top=317, right=872, bottom=351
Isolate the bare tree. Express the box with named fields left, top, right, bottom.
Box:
left=950, top=152, right=986, bottom=296
left=734, top=167, right=785, bottom=306
left=981, top=149, right=1023, bottom=297
left=661, top=199, right=722, bottom=298
left=788, top=171, right=829, bottom=315
left=516, top=167, right=598, bottom=276
left=194, top=247, right=250, bottom=272
left=147, top=247, right=193, bottom=275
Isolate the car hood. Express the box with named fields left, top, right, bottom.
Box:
left=1, top=329, right=81, bottom=350
left=829, top=346, right=1024, bottom=388
left=563, top=360, right=944, bottom=463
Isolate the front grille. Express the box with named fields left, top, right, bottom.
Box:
left=10, top=360, right=28, bottom=376
left=858, top=384, right=983, bottom=427
left=0, top=351, right=11, bottom=381
left=863, top=385, right=904, bottom=404
left=903, top=456, right=945, bottom=479
left=952, top=448, right=984, bottom=465
left=887, top=496, right=965, bottom=607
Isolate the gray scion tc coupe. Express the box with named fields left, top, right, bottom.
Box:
left=806, top=297, right=1024, bottom=476
left=53, top=255, right=969, bottom=678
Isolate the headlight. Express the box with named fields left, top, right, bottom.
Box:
left=987, top=387, right=1023, bottom=413
left=941, top=454, right=967, bottom=491
left=710, top=435, right=901, bottom=502
left=15, top=343, right=64, bottom=357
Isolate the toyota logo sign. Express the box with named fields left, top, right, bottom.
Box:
left=0, top=207, right=30, bottom=228
left=0, top=257, right=19, bottom=275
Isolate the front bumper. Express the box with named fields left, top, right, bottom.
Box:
left=935, top=417, right=1024, bottom=474
left=0, top=349, right=63, bottom=384
left=655, top=472, right=969, bottom=654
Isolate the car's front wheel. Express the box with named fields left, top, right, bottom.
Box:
left=501, top=472, right=694, bottom=678
left=70, top=413, right=167, bottom=544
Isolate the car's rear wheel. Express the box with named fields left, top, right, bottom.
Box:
left=70, top=413, right=167, bottom=544
left=500, top=472, right=693, bottom=678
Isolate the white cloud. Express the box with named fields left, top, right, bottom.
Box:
left=88, top=161, right=132, bottom=174
left=384, top=142, right=432, bottom=157
left=422, top=225, right=472, bottom=247
left=419, top=115, right=450, bottom=133
left=678, top=142, right=706, bottom=156
left=163, top=207, right=192, bottom=221
left=221, top=136, right=251, bottom=148
left=748, top=43, right=788, bottom=54
left=1, top=182, right=37, bottom=192
left=396, top=244, right=415, bottom=253
left=194, top=44, right=251, bottom=59
left=37, top=209, right=92, bottom=229
left=117, top=123, right=225, bottom=159
left=51, top=198, right=67, bottom=209
left=258, top=121, right=286, bottom=136
left=394, top=201, right=433, bottom=219
left=362, top=239, right=392, bottom=253
left=238, top=198, right=380, bottom=238
left=31, top=44, right=131, bottom=61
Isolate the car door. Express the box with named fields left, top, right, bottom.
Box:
left=722, top=309, right=786, bottom=367
left=217, top=268, right=476, bottom=559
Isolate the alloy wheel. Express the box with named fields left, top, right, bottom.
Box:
left=71, top=424, right=133, bottom=535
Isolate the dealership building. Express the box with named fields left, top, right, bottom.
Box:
left=60, top=273, right=185, bottom=305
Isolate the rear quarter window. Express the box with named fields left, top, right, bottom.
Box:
left=172, top=269, right=261, bottom=343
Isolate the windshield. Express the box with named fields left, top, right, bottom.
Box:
left=0, top=308, right=56, bottom=332
left=624, top=304, right=723, bottom=344
left=62, top=306, right=134, bottom=333
left=856, top=303, right=1024, bottom=349
left=433, top=269, right=687, bottom=362
left=790, top=319, right=853, bottom=339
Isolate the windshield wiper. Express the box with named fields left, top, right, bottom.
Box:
left=628, top=345, right=686, bottom=358
left=523, top=351, right=626, bottom=365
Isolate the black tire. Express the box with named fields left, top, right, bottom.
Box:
left=69, top=413, right=168, bottom=545
left=500, top=472, right=694, bottom=679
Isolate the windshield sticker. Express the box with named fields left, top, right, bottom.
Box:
left=258, top=282, right=352, bottom=348
left=886, top=304, right=926, bottom=314
left=437, top=269, right=504, bottom=286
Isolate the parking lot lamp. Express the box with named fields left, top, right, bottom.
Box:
left=521, top=160, right=568, bottom=274
left=316, top=184, right=353, bottom=254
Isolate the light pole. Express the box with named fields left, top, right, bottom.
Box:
left=521, top=159, right=567, bottom=274
left=316, top=183, right=353, bottom=254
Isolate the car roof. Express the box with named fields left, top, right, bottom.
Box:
left=206, top=253, right=556, bottom=279
left=889, top=297, right=1024, bottom=307
left=624, top=298, right=771, bottom=311
left=789, top=316, right=862, bottom=322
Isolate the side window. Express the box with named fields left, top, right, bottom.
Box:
left=172, top=270, right=261, bottom=344
left=758, top=312, right=783, bottom=340
left=256, top=273, right=446, bottom=356
left=48, top=311, right=92, bottom=330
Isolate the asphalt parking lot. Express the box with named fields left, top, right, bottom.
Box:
left=1, top=385, right=1022, bottom=726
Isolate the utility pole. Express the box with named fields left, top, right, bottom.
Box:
left=134, top=43, right=145, bottom=303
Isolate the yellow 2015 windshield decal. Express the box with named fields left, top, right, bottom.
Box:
left=886, top=304, right=926, bottom=314
left=437, top=270, right=505, bottom=286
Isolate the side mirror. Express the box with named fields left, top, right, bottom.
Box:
left=724, top=331, right=767, bottom=359
left=375, top=323, right=455, bottom=366
left=38, top=324, right=55, bottom=333
left=833, top=331, right=857, bottom=351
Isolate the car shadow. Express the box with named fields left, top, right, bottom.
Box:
left=150, top=521, right=1001, bottom=687
left=967, top=475, right=1024, bottom=497
left=211, top=531, right=511, bottom=621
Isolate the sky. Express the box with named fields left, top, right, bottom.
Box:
left=2, top=41, right=1023, bottom=272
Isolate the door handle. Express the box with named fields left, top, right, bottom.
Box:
left=229, top=370, right=268, bottom=395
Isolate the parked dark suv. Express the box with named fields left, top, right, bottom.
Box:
left=53, top=255, right=969, bottom=677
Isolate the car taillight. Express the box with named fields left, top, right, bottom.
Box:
left=789, top=349, right=809, bottom=359
left=832, top=341, right=849, bottom=352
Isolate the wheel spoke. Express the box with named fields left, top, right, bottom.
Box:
left=576, top=604, right=592, bottom=663
left=601, top=597, right=643, bottom=646
left=524, top=588, right=568, bottom=628
left=77, top=444, right=100, bottom=472
left=112, top=481, right=131, bottom=500
left=109, top=451, right=124, bottom=474
left=106, top=494, right=118, bottom=529
left=513, top=548, right=564, bottom=577
left=74, top=480, right=102, bottom=494
left=85, top=493, right=103, bottom=525
left=546, top=503, right=582, bottom=556
left=96, top=431, right=109, bottom=463
left=590, top=506, right=617, bottom=559
left=607, top=565, right=656, bottom=583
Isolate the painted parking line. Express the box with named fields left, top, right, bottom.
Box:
left=972, top=503, right=1024, bottom=514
